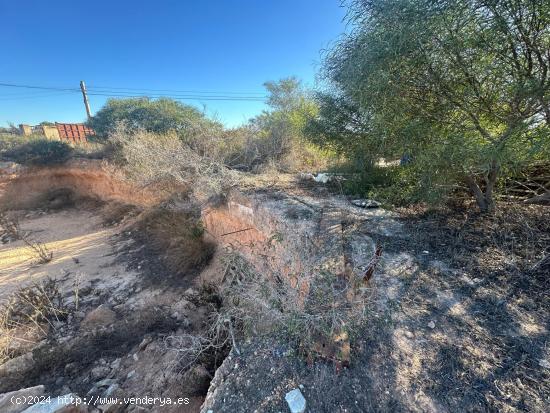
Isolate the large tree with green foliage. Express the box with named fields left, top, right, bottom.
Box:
left=249, top=77, right=318, bottom=162
left=89, top=97, right=221, bottom=140
left=314, top=0, right=549, bottom=211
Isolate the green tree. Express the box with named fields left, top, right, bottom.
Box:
left=89, top=97, right=221, bottom=140
left=316, top=0, right=549, bottom=211
left=250, top=77, right=318, bottom=162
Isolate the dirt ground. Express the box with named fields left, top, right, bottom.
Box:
left=1, top=166, right=548, bottom=413
left=0, top=203, right=220, bottom=412
left=0, top=209, right=135, bottom=301
left=201, top=198, right=550, bottom=413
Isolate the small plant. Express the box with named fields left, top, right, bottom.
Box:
left=0, top=213, right=53, bottom=264
left=135, top=205, right=215, bottom=276
left=0, top=278, right=68, bottom=364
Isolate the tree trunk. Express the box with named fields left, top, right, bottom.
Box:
left=465, top=161, right=499, bottom=213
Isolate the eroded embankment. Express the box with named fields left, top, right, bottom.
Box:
left=0, top=159, right=162, bottom=211
left=202, top=190, right=382, bottom=295
left=0, top=162, right=218, bottom=412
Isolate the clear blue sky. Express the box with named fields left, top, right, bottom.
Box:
left=0, top=0, right=346, bottom=128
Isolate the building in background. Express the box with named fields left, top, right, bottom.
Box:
left=18, top=124, right=33, bottom=136
left=18, top=123, right=94, bottom=144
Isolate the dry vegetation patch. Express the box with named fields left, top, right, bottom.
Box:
left=132, top=203, right=216, bottom=278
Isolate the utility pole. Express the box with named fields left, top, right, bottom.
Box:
left=80, top=80, right=92, bottom=120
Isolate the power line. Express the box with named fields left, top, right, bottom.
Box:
left=0, top=82, right=79, bottom=92
left=0, top=92, right=78, bottom=101
left=86, top=92, right=265, bottom=101
left=0, top=82, right=267, bottom=101
left=88, top=85, right=266, bottom=96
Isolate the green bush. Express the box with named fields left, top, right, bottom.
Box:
left=3, top=139, right=73, bottom=166
left=89, top=97, right=222, bottom=141
left=334, top=164, right=430, bottom=208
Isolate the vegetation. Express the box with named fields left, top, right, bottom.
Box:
left=310, top=0, right=550, bottom=212
left=2, top=139, right=73, bottom=166
left=88, top=97, right=222, bottom=140
left=135, top=205, right=215, bottom=277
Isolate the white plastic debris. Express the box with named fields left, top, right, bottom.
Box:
left=351, top=199, right=381, bottom=208
left=313, top=173, right=331, bottom=184
left=285, top=388, right=306, bottom=413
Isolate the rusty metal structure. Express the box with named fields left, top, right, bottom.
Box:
left=55, top=123, right=94, bottom=143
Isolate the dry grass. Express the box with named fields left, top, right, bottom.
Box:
left=109, top=124, right=240, bottom=203
left=166, top=248, right=367, bottom=372
left=0, top=212, right=53, bottom=264
left=0, top=278, right=67, bottom=364
left=135, top=203, right=215, bottom=277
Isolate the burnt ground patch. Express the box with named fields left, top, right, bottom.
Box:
left=203, top=200, right=549, bottom=413
left=0, top=306, right=178, bottom=395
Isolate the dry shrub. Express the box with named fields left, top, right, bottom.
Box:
left=0, top=212, right=52, bottom=264
left=101, top=201, right=141, bottom=226
left=109, top=124, right=239, bottom=202
left=0, top=278, right=67, bottom=364
left=136, top=204, right=215, bottom=276
left=221, top=127, right=330, bottom=173
left=168, top=249, right=367, bottom=369
left=164, top=285, right=231, bottom=376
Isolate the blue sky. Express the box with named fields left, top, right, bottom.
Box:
left=0, top=0, right=346, bottom=128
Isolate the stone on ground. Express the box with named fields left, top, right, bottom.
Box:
left=0, top=385, right=45, bottom=413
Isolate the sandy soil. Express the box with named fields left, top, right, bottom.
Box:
left=0, top=209, right=136, bottom=303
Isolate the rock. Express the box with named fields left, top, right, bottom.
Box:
left=298, top=173, right=314, bottom=181
left=313, top=173, right=331, bottom=184
left=0, top=385, right=45, bottom=413
left=132, top=353, right=139, bottom=361
left=90, top=366, right=110, bottom=380
left=539, top=359, right=550, bottom=369
left=110, top=358, right=121, bottom=370
left=351, top=199, right=381, bottom=209
left=20, top=393, right=88, bottom=412
left=64, top=363, right=78, bottom=376
left=427, top=321, right=436, bottom=329
left=126, top=370, right=136, bottom=379
left=81, top=305, right=116, bottom=330
left=285, top=388, right=306, bottom=413
left=138, top=336, right=152, bottom=351
left=103, top=383, right=119, bottom=397
left=0, top=353, right=35, bottom=377
left=95, top=379, right=116, bottom=388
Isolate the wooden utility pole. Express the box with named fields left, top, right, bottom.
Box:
left=80, top=80, right=92, bottom=120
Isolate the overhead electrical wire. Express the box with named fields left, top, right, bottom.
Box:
left=0, top=92, right=78, bottom=101
left=87, top=85, right=266, bottom=96
left=86, top=92, right=265, bottom=101
left=0, top=82, right=267, bottom=102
